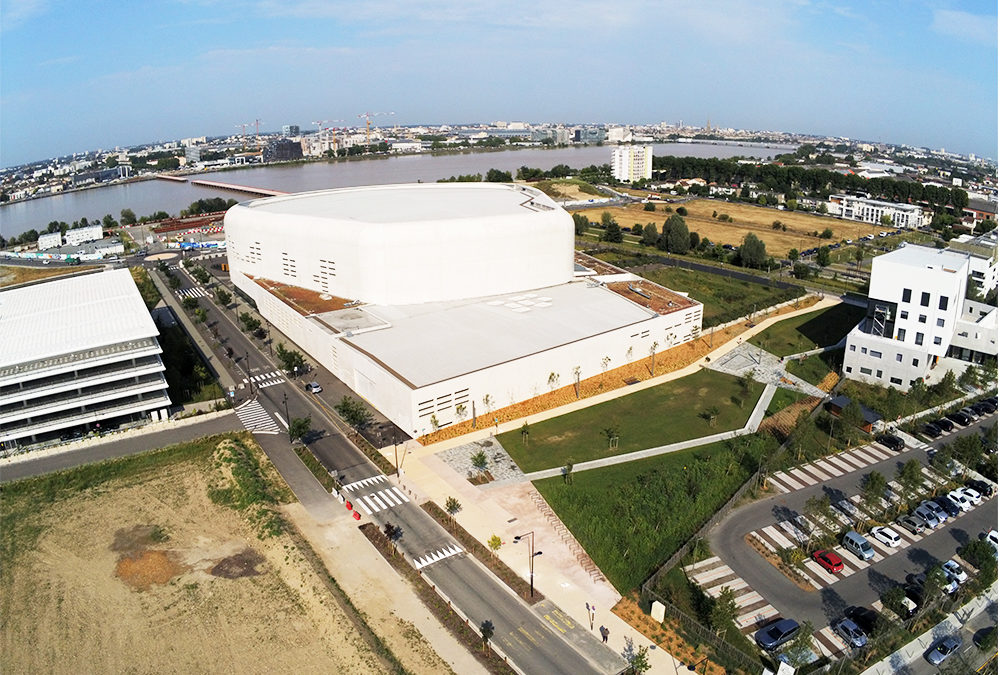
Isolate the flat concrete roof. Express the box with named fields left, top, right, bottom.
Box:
left=0, top=269, right=158, bottom=370
left=878, top=244, right=970, bottom=271
left=244, top=183, right=557, bottom=223
left=344, top=280, right=659, bottom=388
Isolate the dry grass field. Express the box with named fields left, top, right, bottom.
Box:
left=0, top=434, right=449, bottom=675
left=0, top=264, right=99, bottom=288
left=576, top=199, right=884, bottom=254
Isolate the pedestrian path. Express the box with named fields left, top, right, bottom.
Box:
left=243, top=370, right=286, bottom=389
left=414, top=544, right=464, bottom=570
left=234, top=399, right=280, bottom=434
left=768, top=442, right=899, bottom=494
left=342, top=475, right=411, bottom=515
left=176, top=286, right=210, bottom=299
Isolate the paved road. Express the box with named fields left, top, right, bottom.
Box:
left=709, top=415, right=998, bottom=630
left=0, top=412, right=241, bottom=483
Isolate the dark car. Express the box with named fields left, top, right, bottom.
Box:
left=921, top=423, right=942, bottom=439
left=974, top=400, right=996, bottom=414
left=813, top=549, right=844, bottom=573
left=876, top=434, right=905, bottom=451
left=845, top=606, right=882, bottom=635
left=934, top=495, right=961, bottom=518
left=934, top=417, right=954, bottom=432
left=967, top=479, right=996, bottom=499
left=946, top=411, right=971, bottom=426
left=755, top=618, right=801, bottom=651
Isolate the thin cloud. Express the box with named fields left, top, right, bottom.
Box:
left=931, top=9, right=996, bottom=45
left=0, top=0, right=48, bottom=31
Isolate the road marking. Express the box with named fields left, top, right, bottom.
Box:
left=343, top=476, right=387, bottom=491
left=275, top=412, right=288, bottom=429
left=543, top=614, right=567, bottom=633
left=354, top=499, right=372, bottom=516
left=414, top=544, right=463, bottom=570
left=176, top=286, right=210, bottom=299
left=234, top=399, right=280, bottom=434
left=814, top=459, right=842, bottom=477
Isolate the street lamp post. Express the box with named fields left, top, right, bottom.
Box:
left=512, top=531, right=543, bottom=598
left=283, top=392, right=291, bottom=443
left=245, top=351, right=254, bottom=395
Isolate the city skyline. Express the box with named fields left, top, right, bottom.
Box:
left=1, top=0, right=997, bottom=167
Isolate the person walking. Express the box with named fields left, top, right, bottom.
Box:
left=600, top=625, right=609, bottom=643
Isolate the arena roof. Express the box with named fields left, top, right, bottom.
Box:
left=244, top=183, right=558, bottom=224
left=342, top=280, right=660, bottom=388
left=0, top=269, right=158, bottom=371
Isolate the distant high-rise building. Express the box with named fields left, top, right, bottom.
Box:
left=282, top=125, right=300, bottom=137
left=612, top=145, right=653, bottom=183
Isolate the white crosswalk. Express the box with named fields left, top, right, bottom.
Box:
left=176, top=286, right=210, bottom=299
left=342, top=476, right=411, bottom=515
left=414, top=544, right=464, bottom=570
left=234, top=399, right=280, bottom=434
left=242, top=370, right=286, bottom=389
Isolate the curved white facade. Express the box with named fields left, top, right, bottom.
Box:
left=225, top=183, right=574, bottom=305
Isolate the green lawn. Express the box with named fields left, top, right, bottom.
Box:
left=534, top=435, right=775, bottom=592
left=749, top=303, right=865, bottom=356
left=500, top=369, right=763, bottom=473
left=784, top=349, right=843, bottom=386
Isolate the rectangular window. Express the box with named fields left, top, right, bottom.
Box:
left=920, top=291, right=930, bottom=307
left=912, top=358, right=919, bottom=367
left=860, top=367, right=873, bottom=375
left=846, top=366, right=853, bottom=373
left=918, top=315, right=927, bottom=324
left=890, top=377, right=903, bottom=385
left=939, top=296, right=948, bottom=311
left=870, top=350, right=882, bottom=359
left=936, top=318, right=945, bottom=327
left=933, top=336, right=942, bottom=346
left=849, top=344, right=856, bottom=352
left=902, top=288, right=912, bottom=303
left=876, top=370, right=883, bottom=378
left=896, top=328, right=906, bottom=341
left=900, top=311, right=909, bottom=320
left=861, top=347, right=868, bottom=354
left=915, top=332, right=924, bottom=346
left=896, top=353, right=902, bottom=362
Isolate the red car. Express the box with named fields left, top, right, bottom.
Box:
left=812, top=549, right=844, bottom=573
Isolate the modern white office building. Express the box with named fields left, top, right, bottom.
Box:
left=0, top=269, right=170, bottom=449
left=612, top=145, right=653, bottom=183
left=64, top=224, right=104, bottom=246
left=843, top=245, right=997, bottom=390
left=949, top=229, right=998, bottom=296
left=828, top=194, right=926, bottom=229
left=37, top=232, right=63, bottom=250
left=225, top=183, right=703, bottom=436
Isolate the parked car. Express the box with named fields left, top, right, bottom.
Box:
left=980, top=529, right=999, bottom=555
left=304, top=381, right=323, bottom=394
left=921, top=500, right=949, bottom=522
left=876, top=434, right=905, bottom=452
left=870, top=526, right=901, bottom=548
left=934, top=417, right=955, bottom=432
left=925, top=635, right=962, bottom=666
left=755, top=618, right=801, bottom=651
left=959, top=486, right=983, bottom=506
left=845, top=606, right=881, bottom=635
left=921, top=423, right=942, bottom=439
left=966, top=479, right=995, bottom=499
left=834, top=617, right=868, bottom=648
left=911, top=571, right=959, bottom=595
left=913, top=504, right=942, bottom=529
left=903, top=585, right=924, bottom=612
left=960, top=406, right=981, bottom=421
left=946, top=489, right=973, bottom=513
left=896, top=515, right=926, bottom=535
left=942, top=560, right=969, bottom=585
left=813, top=549, right=844, bottom=573
left=973, top=400, right=996, bottom=414
left=933, top=495, right=961, bottom=518
left=946, top=411, right=972, bottom=426
left=843, top=531, right=875, bottom=561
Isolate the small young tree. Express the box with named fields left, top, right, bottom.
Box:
left=181, top=296, right=199, bottom=312
left=563, top=461, right=574, bottom=485
left=487, top=534, right=502, bottom=557
left=275, top=342, right=306, bottom=374
left=471, top=449, right=488, bottom=476
left=897, top=458, right=924, bottom=498
left=383, top=522, right=401, bottom=555
left=214, top=287, right=232, bottom=306
left=547, top=371, right=560, bottom=391
left=480, top=620, right=495, bottom=655
left=710, top=586, right=739, bottom=635
left=334, top=396, right=374, bottom=435
left=520, top=421, right=530, bottom=446
left=786, top=620, right=815, bottom=667
left=572, top=366, right=581, bottom=398
left=861, top=470, right=888, bottom=519
left=621, top=637, right=651, bottom=674
left=289, top=416, right=312, bottom=443
left=444, top=496, right=462, bottom=522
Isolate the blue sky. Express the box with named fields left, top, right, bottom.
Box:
left=1, top=0, right=996, bottom=167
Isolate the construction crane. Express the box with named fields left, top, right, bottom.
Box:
left=357, top=111, right=395, bottom=151
left=312, top=120, right=330, bottom=134
left=253, top=118, right=263, bottom=150
left=235, top=122, right=251, bottom=149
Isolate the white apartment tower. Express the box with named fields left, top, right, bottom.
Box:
left=612, top=145, right=653, bottom=183
left=843, top=245, right=997, bottom=390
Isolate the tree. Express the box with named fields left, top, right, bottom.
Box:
left=275, top=342, right=306, bottom=374
left=664, top=214, right=690, bottom=254
left=816, top=245, right=831, bottom=267
left=861, top=471, right=887, bottom=519
left=785, top=620, right=814, bottom=667
left=785, top=198, right=798, bottom=212
left=820, top=227, right=834, bottom=239
left=879, top=214, right=893, bottom=227
left=897, top=459, right=923, bottom=498
left=480, top=619, right=495, bottom=655
left=289, top=416, right=312, bottom=443
left=601, top=212, right=623, bottom=243
left=709, top=586, right=739, bottom=634
left=238, top=312, right=261, bottom=333
left=334, top=396, right=374, bottom=434
left=803, top=495, right=831, bottom=536
left=792, top=262, right=811, bottom=279
left=922, top=565, right=947, bottom=600
left=641, top=222, right=658, bottom=246
left=738, top=233, right=767, bottom=268
left=572, top=213, right=590, bottom=236
left=621, top=637, right=651, bottom=674
left=675, top=206, right=687, bottom=216
left=487, top=534, right=502, bottom=557
left=485, top=168, right=512, bottom=182
left=471, top=449, right=488, bottom=476
left=215, top=288, right=232, bottom=306
left=689, top=231, right=700, bottom=250
left=120, top=208, right=136, bottom=225
left=563, top=461, right=574, bottom=485
left=383, top=522, right=401, bottom=555
left=181, top=296, right=199, bottom=312
left=788, top=248, right=799, bottom=263
left=444, top=496, right=462, bottom=522
left=643, top=201, right=656, bottom=212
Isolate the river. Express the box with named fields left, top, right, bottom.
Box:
left=1, top=142, right=794, bottom=239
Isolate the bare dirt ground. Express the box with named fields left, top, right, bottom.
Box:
left=0, top=437, right=450, bottom=674
left=0, top=264, right=100, bottom=288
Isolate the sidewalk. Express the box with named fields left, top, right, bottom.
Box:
left=861, top=582, right=998, bottom=674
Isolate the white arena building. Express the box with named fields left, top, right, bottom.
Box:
left=225, top=183, right=703, bottom=437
